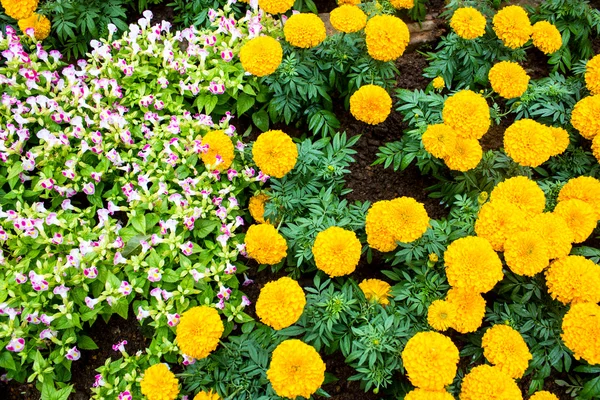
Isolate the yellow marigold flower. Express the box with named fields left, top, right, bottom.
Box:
left=490, top=176, right=546, bottom=217
left=140, top=364, right=180, bottom=400
left=200, top=130, right=234, bottom=172
left=561, top=302, right=600, bottom=365
left=349, top=84, right=392, bottom=125
left=405, top=389, right=455, bottom=400
left=548, top=126, right=570, bottom=156
left=443, top=138, right=483, bottom=172
left=338, top=0, right=360, bottom=4
left=442, top=90, right=491, bottom=140
left=312, top=226, right=361, bottom=277
left=488, top=61, right=530, bottom=99
left=176, top=306, right=224, bottom=359
left=365, top=15, right=410, bottom=61
left=245, top=224, right=288, bottom=265
left=256, top=277, right=306, bottom=330
left=444, top=236, right=503, bottom=293
left=252, top=130, right=298, bottom=178
left=450, top=7, right=487, bottom=40
left=593, top=134, right=600, bottom=164
left=558, top=176, right=600, bottom=220
left=359, top=279, right=391, bottom=306
left=482, top=325, right=532, bottom=379
left=365, top=200, right=397, bottom=252
left=446, top=288, right=486, bottom=334
left=460, top=364, right=523, bottom=400
left=390, top=0, right=413, bottom=9
left=432, top=76, right=445, bottom=90
left=586, top=54, right=600, bottom=95
left=329, top=5, right=366, bottom=33
left=258, top=0, right=294, bottom=14
left=1, top=0, right=38, bottom=20
left=553, top=199, right=597, bottom=243
left=504, top=119, right=554, bottom=167
left=193, top=390, right=220, bottom=400
left=427, top=300, right=456, bottom=332
left=546, top=255, right=600, bottom=305
left=530, top=213, right=573, bottom=260
left=284, top=13, right=326, bottom=48
left=531, top=21, right=562, bottom=54
left=492, top=5, right=532, bottom=49
left=571, top=95, right=600, bottom=140
left=240, top=36, right=282, bottom=77
left=388, top=197, right=430, bottom=243
left=18, top=13, right=51, bottom=41
left=249, top=194, right=269, bottom=224
left=422, top=124, right=457, bottom=159
left=401, top=331, right=459, bottom=391
left=504, top=231, right=550, bottom=277
left=267, top=339, right=325, bottom=398
left=530, top=392, right=559, bottom=400
left=475, top=199, right=528, bottom=252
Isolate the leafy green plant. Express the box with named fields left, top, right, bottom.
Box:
left=168, top=0, right=246, bottom=28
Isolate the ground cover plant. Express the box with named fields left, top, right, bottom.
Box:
left=0, top=0, right=600, bottom=399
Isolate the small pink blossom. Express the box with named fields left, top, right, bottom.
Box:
left=147, top=268, right=162, bottom=282
left=6, top=338, right=25, bottom=352
left=66, top=346, right=81, bottom=361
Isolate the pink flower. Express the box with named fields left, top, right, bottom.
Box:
left=241, top=296, right=251, bottom=307
left=84, top=266, right=98, bottom=279
left=118, top=391, right=132, bottom=400
left=182, top=354, right=196, bottom=365
left=114, top=252, right=127, bottom=265
left=221, top=49, right=233, bottom=62
left=242, top=273, right=253, bottom=286
left=147, top=268, right=162, bottom=282
left=112, top=340, right=128, bottom=352
left=15, top=273, right=27, bottom=284
left=40, top=178, right=55, bottom=190
left=40, top=329, right=57, bottom=340
left=224, top=263, right=236, bottom=274
left=118, top=281, right=132, bottom=296
left=180, top=241, right=193, bottom=256
left=83, top=182, right=95, bottom=195
left=66, top=346, right=81, bottom=361
left=208, top=81, right=225, bottom=95
left=85, top=297, right=100, bottom=310
left=217, top=286, right=231, bottom=300
left=167, top=313, right=180, bottom=327
left=93, top=374, right=105, bottom=388
left=51, top=233, right=63, bottom=245
left=136, top=306, right=150, bottom=321
left=205, top=35, right=217, bottom=46
left=6, top=338, right=25, bottom=352
left=53, top=285, right=70, bottom=298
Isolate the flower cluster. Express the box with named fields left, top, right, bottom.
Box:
left=481, top=325, right=532, bottom=379
left=488, top=61, right=530, bottom=99
left=176, top=306, right=224, bottom=359
left=245, top=224, right=288, bottom=264
left=240, top=36, right=283, bottom=77
left=450, top=7, right=487, bottom=40
left=561, top=302, right=600, bottom=365
left=140, top=364, right=180, bottom=400
left=504, top=119, right=567, bottom=167
left=312, top=226, right=362, bottom=277
left=329, top=5, right=367, bottom=33
left=545, top=256, right=600, bottom=305
left=349, top=84, right=392, bottom=125
left=492, top=5, right=532, bottom=49
left=283, top=13, right=327, bottom=48
left=365, top=15, right=410, bottom=62
left=256, top=277, right=306, bottom=329
left=252, top=130, right=298, bottom=178
left=459, top=364, right=523, bottom=400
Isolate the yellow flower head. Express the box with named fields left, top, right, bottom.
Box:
left=530, top=213, right=573, bottom=260
left=442, top=90, right=491, bottom=140
left=330, top=5, right=367, bottom=33
left=546, top=255, right=600, bottom=305
left=252, top=130, right=298, bottom=178
left=561, top=302, right=600, bottom=365
left=245, top=224, right=288, bottom=265
left=490, top=176, right=546, bottom=217
left=365, top=15, right=410, bottom=61
left=530, top=392, right=559, bottom=400
left=258, top=0, right=294, bottom=14
left=446, top=288, right=486, bottom=334
left=586, top=54, right=600, bottom=95
left=482, top=325, right=532, bottom=379
left=365, top=200, right=397, bottom=252
left=256, top=277, right=306, bottom=330
left=444, top=236, right=503, bottom=293
left=488, top=61, right=530, bottom=99
left=531, top=21, right=562, bottom=54
left=267, top=339, right=325, bottom=398
left=432, top=76, right=445, bottom=90
left=492, top=5, right=532, bottom=49
left=571, top=95, right=600, bottom=140
left=140, top=364, right=180, bottom=400
left=359, top=279, right=391, bottom=306
left=312, top=226, right=361, bottom=277
left=284, top=13, right=326, bottom=48
left=443, top=138, right=483, bottom=172
left=338, top=0, right=360, bottom=4
left=193, top=390, right=220, bottom=400
left=504, top=231, right=550, bottom=277
left=422, top=124, right=457, bottom=159
left=349, top=84, right=392, bottom=125
left=200, top=130, right=235, bottom=171
left=249, top=194, right=269, bottom=224
left=176, top=306, right=224, bottom=360
left=388, top=197, right=430, bottom=243
left=593, top=134, right=600, bottom=164
left=548, top=126, right=570, bottom=157
left=405, top=389, right=455, bottom=400
left=475, top=199, right=528, bottom=251
left=1, top=0, right=38, bottom=20
left=427, top=300, right=457, bottom=332
left=504, top=119, right=554, bottom=167
left=240, top=36, right=282, bottom=77
left=450, top=7, right=487, bottom=40
left=553, top=199, right=597, bottom=243
left=460, top=364, right=523, bottom=400
left=390, top=0, right=414, bottom=9
left=18, top=13, right=51, bottom=41
left=558, top=176, right=600, bottom=220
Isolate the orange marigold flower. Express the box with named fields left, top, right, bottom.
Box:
left=488, top=61, right=530, bottom=99
left=492, top=5, right=532, bottom=49
left=442, top=90, right=491, bottom=140
left=443, top=138, right=483, bottom=172
left=481, top=325, right=532, bottom=379
left=349, top=84, right=392, bottom=125
left=490, top=176, right=546, bottom=217
left=557, top=176, right=600, bottom=220
left=561, top=302, right=600, bottom=365
left=450, top=7, right=486, bottom=40
left=446, top=288, right=486, bottom=334
left=503, top=231, right=550, bottom=276
left=571, top=95, right=600, bottom=140
left=475, top=199, right=528, bottom=251
left=585, top=54, right=600, bottom=95
left=359, top=279, right=391, bottom=306
left=531, top=21, right=562, bottom=54
left=546, top=255, right=600, bottom=305
left=553, top=199, right=597, bottom=243
left=504, top=119, right=554, bottom=167
left=365, top=15, right=410, bottom=61
left=312, top=226, right=361, bottom=277
left=422, top=124, right=457, bottom=159
left=460, top=364, right=523, bottom=400
left=530, top=213, right=573, bottom=260
left=256, top=277, right=306, bottom=330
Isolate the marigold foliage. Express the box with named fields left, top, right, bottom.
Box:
left=530, top=392, right=559, bottom=400
left=444, top=236, right=503, bottom=293
left=531, top=21, right=562, bottom=54
left=284, top=13, right=326, bottom=48
left=442, top=90, right=490, bottom=140
left=312, top=226, right=361, bottom=277
left=492, top=5, right=532, bottom=49
left=365, top=200, right=397, bottom=252
left=490, top=176, right=546, bottom=217
left=558, top=176, right=600, bottom=220
left=571, top=95, right=600, bottom=140
left=359, top=279, right=391, bottom=306
left=446, top=288, right=486, bottom=334
left=459, top=364, right=523, bottom=400
left=504, top=231, right=550, bottom=277
left=1, top=0, right=38, bottom=20
left=200, top=130, right=234, bottom=171
left=548, top=126, right=570, bottom=157
left=390, top=0, right=414, bottom=9
left=401, top=331, right=459, bottom=391
left=245, top=224, right=288, bottom=265
left=388, top=197, right=430, bottom=243
left=545, top=256, right=600, bottom=305
left=422, top=124, right=457, bottom=159
left=267, top=339, right=326, bottom=399
left=450, top=7, right=487, bottom=40
left=405, top=389, right=455, bottom=400
left=329, top=5, right=367, bottom=33
left=140, top=364, right=180, bottom=400
left=482, top=325, right=532, bottom=379
left=475, top=199, right=527, bottom=251
left=240, top=36, right=283, bottom=77
left=193, top=390, right=220, bottom=400
left=365, top=15, right=410, bottom=61
left=428, top=300, right=457, bottom=332
left=488, top=61, right=530, bottom=99
left=249, top=194, right=269, bottom=224
left=256, top=277, right=306, bottom=330
left=176, top=306, right=224, bottom=360
left=553, top=199, right=597, bottom=244
left=444, top=138, right=483, bottom=172
left=258, top=0, right=294, bottom=14
left=252, top=130, right=298, bottom=178
left=18, top=13, right=51, bottom=41
left=433, top=76, right=445, bottom=90
left=586, top=54, right=600, bottom=95
left=561, top=303, right=600, bottom=365
left=349, top=84, right=392, bottom=125
left=530, top=213, right=573, bottom=260
left=504, top=119, right=555, bottom=167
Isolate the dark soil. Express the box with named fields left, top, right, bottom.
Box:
left=319, top=352, right=380, bottom=400
left=523, top=47, right=551, bottom=80
left=480, top=115, right=514, bottom=152
left=397, top=51, right=431, bottom=90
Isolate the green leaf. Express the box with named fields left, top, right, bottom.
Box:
left=0, top=352, right=16, bottom=371
left=580, top=375, right=600, bottom=399
left=252, top=110, right=269, bottom=132
left=236, top=93, right=255, bottom=115
left=77, top=335, right=99, bottom=350
left=122, top=234, right=151, bottom=258
left=131, top=213, right=146, bottom=234
left=194, top=219, right=220, bottom=239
